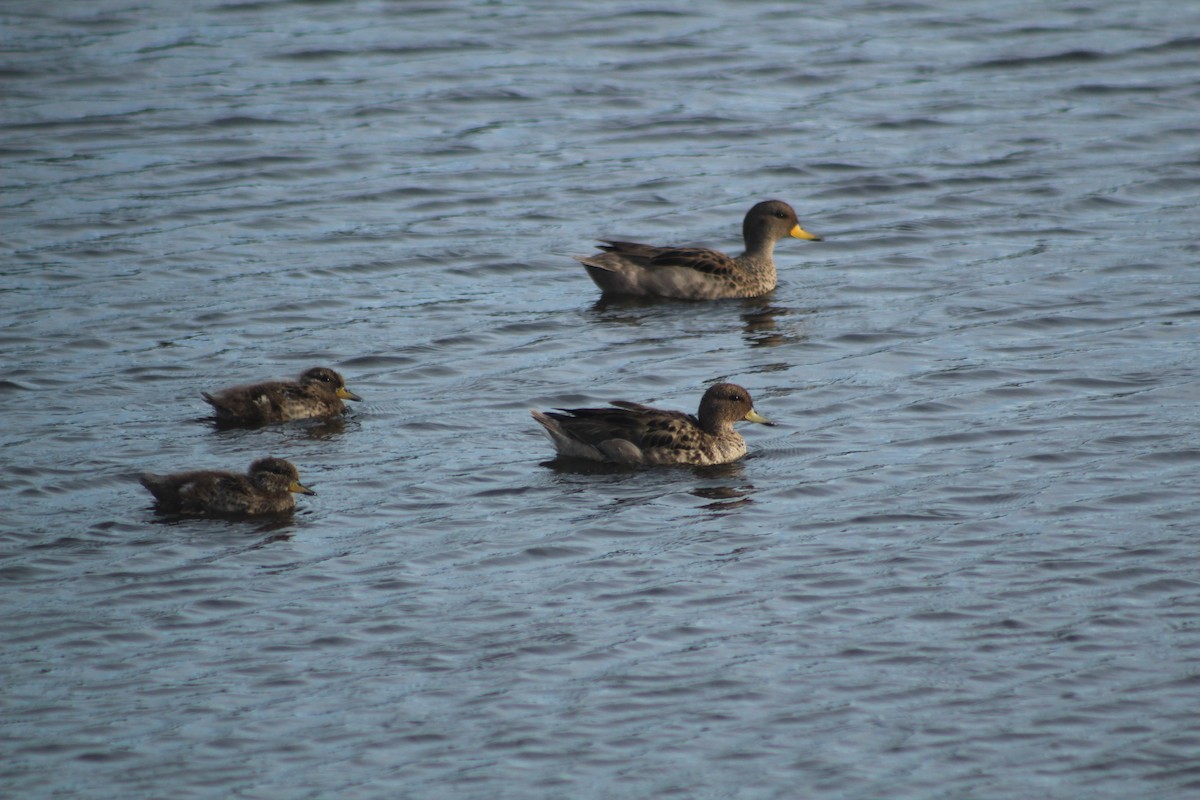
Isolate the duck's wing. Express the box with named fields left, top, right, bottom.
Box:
left=567, top=403, right=699, bottom=450
left=543, top=405, right=646, bottom=447
left=184, top=473, right=257, bottom=514
left=141, top=470, right=238, bottom=513
left=140, top=472, right=185, bottom=506
left=598, top=242, right=738, bottom=278
left=201, top=390, right=247, bottom=417
left=627, top=407, right=702, bottom=450
left=203, top=380, right=297, bottom=422
left=202, top=383, right=271, bottom=412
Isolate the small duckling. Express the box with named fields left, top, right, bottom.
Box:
left=532, top=382, right=773, bottom=466
left=140, top=457, right=316, bottom=515
left=202, top=366, right=361, bottom=425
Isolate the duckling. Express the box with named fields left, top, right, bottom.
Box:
left=532, top=382, right=773, bottom=466
left=139, top=457, right=315, bottom=515
left=574, top=200, right=820, bottom=299
left=202, top=366, right=361, bottom=425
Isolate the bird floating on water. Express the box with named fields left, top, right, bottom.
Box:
left=202, top=366, right=361, bottom=426
left=139, top=457, right=316, bottom=515
left=532, top=382, right=773, bottom=466
left=574, top=200, right=820, bottom=299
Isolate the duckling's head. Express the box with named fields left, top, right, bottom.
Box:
left=248, top=457, right=316, bottom=495
left=300, top=367, right=362, bottom=401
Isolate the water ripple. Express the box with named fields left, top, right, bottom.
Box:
left=3, top=0, right=1200, bottom=798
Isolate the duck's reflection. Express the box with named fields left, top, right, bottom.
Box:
left=691, top=462, right=756, bottom=512
left=586, top=295, right=808, bottom=350
left=692, top=486, right=755, bottom=512
left=539, top=456, right=640, bottom=476
left=739, top=300, right=809, bottom=349
left=205, top=414, right=353, bottom=440
left=539, top=457, right=758, bottom=513
left=147, top=512, right=296, bottom=541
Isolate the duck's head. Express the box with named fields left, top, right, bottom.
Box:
left=700, top=382, right=774, bottom=429
left=745, top=199, right=821, bottom=244
left=249, top=457, right=316, bottom=495
left=300, top=366, right=362, bottom=401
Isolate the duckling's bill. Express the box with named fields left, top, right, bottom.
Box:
left=289, top=480, right=317, bottom=496
left=744, top=409, right=774, bottom=425
left=336, top=387, right=362, bottom=401
left=790, top=224, right=822, bottom=241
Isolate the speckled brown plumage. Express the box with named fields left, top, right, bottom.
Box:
left=574, top=200, right=821, bottom=299
left=139, top=457, right=316, bottom=515
left=202, top=366, right=361, bottom=426
left=531, top=382, right=773, bottom=466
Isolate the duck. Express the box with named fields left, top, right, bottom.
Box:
left=139, top=457, right=316, bottom=515
left=531, top=382, right=773, bottom=466
left=202, top=366, right=361, bottom=425
left=574, top=200, right=821, bottom=299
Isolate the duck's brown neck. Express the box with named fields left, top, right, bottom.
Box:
left=741, top=237, right=776, bottom=263
left=699, top=416, right=736, bottom=436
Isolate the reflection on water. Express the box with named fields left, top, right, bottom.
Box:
left=145, top=512, right=298, bottom=541
left=740, top=302, right=806, bottom=349
left=5, top=0, right=1200, bottom=798
left=588, top=295, right=808, bottom=349
left=690, top=475, right=756, bottom=513
left=539, top=456, right=641, bottom=475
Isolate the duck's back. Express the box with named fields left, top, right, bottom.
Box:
left=203, top=380, right=339, bottom=424
left=140, top=470, right=292, bottom=514
left=533, top=403, right=740, bottom=465
left=576, top=244, right=762, bottom=299
left=140, top=470, right=219, bottom=513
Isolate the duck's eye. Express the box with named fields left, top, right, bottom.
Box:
left=774, top=211, right=786, bottom=219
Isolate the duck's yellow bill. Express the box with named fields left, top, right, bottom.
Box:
left=790, top=224, right=822, bottom=241
left=289, top=481, right=317, bottom=496
left=336, top=387, right=363, bottom=401
left=744, top=409, right=774, bottom=425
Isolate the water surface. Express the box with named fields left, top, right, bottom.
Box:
left=3, top=1, right=1200, bottom=797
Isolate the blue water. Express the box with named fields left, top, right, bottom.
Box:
left=3, top=1, right=1200, bottom=797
